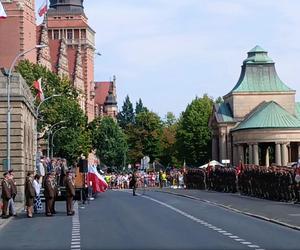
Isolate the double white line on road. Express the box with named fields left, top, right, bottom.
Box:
left=120, top=190, right=265, bottom=250
left=71, top=202, right=81, bottom=250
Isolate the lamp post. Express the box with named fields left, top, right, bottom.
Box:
left=5, top=44, right=47, bottom=171
left=51, top=126, right=67, bottom=158
left=47, top=121, right=66, bottom=158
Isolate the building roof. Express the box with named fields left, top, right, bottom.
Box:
left=296, top=102, right=300, bottom=120
left=49, top=0, right=85, bottom=16
left=214, top=102, right=234, bottom=123
left=228, top=46, right=294, bottom=94
left=232, top=101, right=300, bottom=131
left=94, top=82, right=111, bottom=106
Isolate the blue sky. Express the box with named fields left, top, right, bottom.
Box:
left=36, top=0, right=300, bottom=118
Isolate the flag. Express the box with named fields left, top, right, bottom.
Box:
left=38, top=0, right=48, bottom=17
left=0, top=2, right=7, bottom=19
left=236, top=161, right=243, bottom=175
left=87, top=165, right=108, bottom=193
left=33, top=78, right=45, bottom=102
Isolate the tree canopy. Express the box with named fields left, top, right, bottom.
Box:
left=89, top=117, right=127, bottom=168
left=176, top=94, right=213, bottom=166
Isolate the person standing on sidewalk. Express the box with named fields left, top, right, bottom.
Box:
left=65, top=171, right=75, bottom=216
left=44, top=173, right=55, bottom=216
left=25, top=171, right=36, bottom=218
left=8, top=169, right=17, bottom=216
left=33, top=174, right=43, bottom=213
left=1, top=172, right=11, bottom=219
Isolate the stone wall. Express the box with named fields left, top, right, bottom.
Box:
left=0, top=72, right=36, bottom=202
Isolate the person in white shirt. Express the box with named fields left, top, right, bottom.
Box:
left=33, top=174, right=43, bottom=213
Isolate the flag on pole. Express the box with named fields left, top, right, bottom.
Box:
left=33, top=78, right=45, bottom=102
left=87, top=165, right=108, bottom=193
left=38, top=0, right=48, bottom=17
left=0, top=2, right=7, bottom=19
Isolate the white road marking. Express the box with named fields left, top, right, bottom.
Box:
left=71, top=202, right=81, bottom=250
left=119, top=190, right=266, bottom=250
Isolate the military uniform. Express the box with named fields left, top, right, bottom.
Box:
left=44, top=174, right=55, bottom=216
left=1, top=174, right=11, bottom=218
left=25, top=172, right=35, bottom=218
left=65, top=173, right=75, bottom=215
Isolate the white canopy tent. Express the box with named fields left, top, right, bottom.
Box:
left=199, top=160, right=225, bottom=169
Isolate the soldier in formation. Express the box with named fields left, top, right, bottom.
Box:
left=25, top=171, right=36, bottom=218
left=184, top=168, right=206, bottom=189
left=207, top=167, right=237, bottom=193
left=65, top=170, right=75, bottom=216
left=238, top=165, right=298, bottom=202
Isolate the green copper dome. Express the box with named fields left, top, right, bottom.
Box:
left=232, top=101, right=300, bottom=131
left=229, top=46, right=294, bottom=93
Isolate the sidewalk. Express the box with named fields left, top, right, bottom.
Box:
left=153, top=188, right=300, bottom=230
left=0, top=202, right=24, bottom=230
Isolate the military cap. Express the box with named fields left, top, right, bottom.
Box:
left=3, top=172, right=8, bottom=177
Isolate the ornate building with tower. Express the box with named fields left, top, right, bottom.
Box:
left=210, top=46, right=300, bottom=167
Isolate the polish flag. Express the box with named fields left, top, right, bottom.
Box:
left=87, top=165, right=108, bottom=193
left=38, top=0, right=48, bottom=17
left=33, top=78, right=45, bottom=102
left=0, top=2, right=7, bottom=19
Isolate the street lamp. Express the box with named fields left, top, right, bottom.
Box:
left=5, top=44, right=47, bottom=170
left=47, top=121, right=66, bottom=158
left=36, top=94, right=61, bottom=118
left=51, top=126, right=67, bottom=158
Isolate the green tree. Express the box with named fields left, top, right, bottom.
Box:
left=89, top=117, right=127, bottom=167
left=117, top=95, right=135, bottom=129
left=163, top=112, right=177, bottom=127
left=135, top=98, right=148, bottom=115
left=176, top=94, right=213, bottom=166
left=215, top=96, right=224, bottom=104
left=17, top=60, right=91, bottom=163
left=135, top=111, right=163, bottom=162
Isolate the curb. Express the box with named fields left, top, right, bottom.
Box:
left=153, top=189, right=300, bottom=231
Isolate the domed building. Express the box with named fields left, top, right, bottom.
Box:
left=210, top=46, right=300, bottom=167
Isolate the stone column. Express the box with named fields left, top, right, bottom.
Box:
left=212, top=136, right=218, bottom=161
left=275, top=142, right=282, bottom=166
left=238, top=144, right=244, bottom=163
left=248, top=144, right=253, bottom=164
left=233, top=144, right=239, bottom=166
left=219, top=131, right=226, bottom=161
left=281, top=143, right=288, bottom=166
left=253, top=143, right=259, bottom=166
left=265, top=147, right=270, bottom=167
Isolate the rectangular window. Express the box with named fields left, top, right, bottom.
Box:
left=67, top=29, right=73, bottom=40
left=53, top=30, right=59, bottom=39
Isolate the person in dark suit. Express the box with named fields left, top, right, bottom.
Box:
left=25, top=171, right=36, bottom=218
left=130, top=171, right=137, bottom=196
left=44, top=173, right=55, bottom=216
left=65, top=171, right=76, bottom=216
left=1, top=172, right=11, bottom=219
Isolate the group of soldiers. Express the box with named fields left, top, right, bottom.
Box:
left=238, top=165, right=300, bottom=202
left=182, top=164, right=300, bottom=203
left=43, top=170, right=76, bottom=216
left=206, top=167, right=237, bottom=193
left=1, top=170, right=17, bottom=218
left=1, top=168, right=76, bottom=219
left=184, top=168, right=206, bottom=189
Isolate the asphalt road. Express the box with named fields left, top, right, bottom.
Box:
left=1, top=190, right=300, bottom=250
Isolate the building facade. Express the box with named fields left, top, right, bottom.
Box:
left=210, top=46, right=300, bottom=167
left=0, top=0, right=37, bottom=68
left=37, top=0, right=96, bottom=121
left=94, top=76, right=118, bottom=119
left=0, top=72, right=36, bottom=202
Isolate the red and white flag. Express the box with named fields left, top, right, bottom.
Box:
left=33, top=78, right=45, bottom=102
left=87, top=165, right=108, bottom=193
left=38, top=0, right=48, bottom=17
left=0, top=2, right=7, bottom=19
